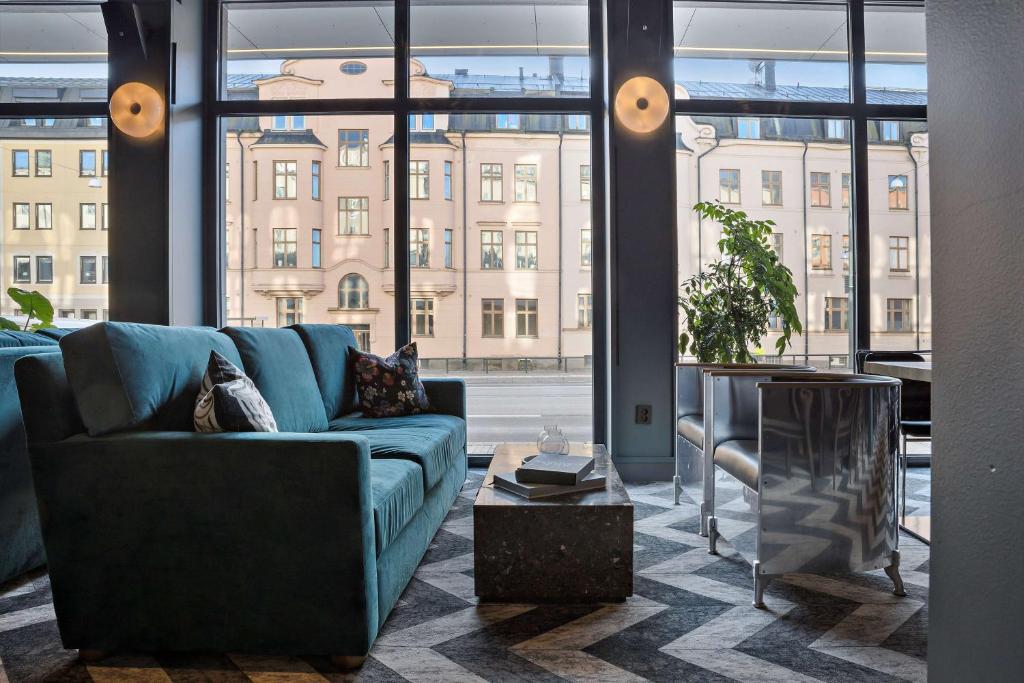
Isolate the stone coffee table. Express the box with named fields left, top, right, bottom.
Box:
left=473, top=443, right=633, bottom=603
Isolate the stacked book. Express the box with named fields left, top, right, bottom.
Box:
left=493, top=453, right=606, bottom=499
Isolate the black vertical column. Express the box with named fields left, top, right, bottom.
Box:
left=607, top=0, right=677, bottom=478
left=849, top=0, right=870, bottom=354
left=394, top=0, right=411, bottom=345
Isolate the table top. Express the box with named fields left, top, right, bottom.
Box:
left=475, top=443, right=632, bottom=508
left=863, top=360, right=932, bottom=383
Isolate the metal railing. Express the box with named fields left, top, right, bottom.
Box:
left=419, top=356, right=593, bottom=375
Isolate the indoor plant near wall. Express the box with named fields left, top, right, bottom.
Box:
left=679, top=201, right=801, bottom=362
left=0, top=288, right=55, bottom=332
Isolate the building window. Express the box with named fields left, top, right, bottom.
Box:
left=826, top=119, right=846, bottom=139
left=810, top=172, right=831, bottom=207
left=482, top=299, right=504, bottom=337
left=580, top=165, right=591, bottom=201
left=79, top=150, right=96, bottom=176
left=338, top=129, right=369, bottom=167
left=81, top=310, right=98, bottom=321
left=770, top=233, right=783, bottom=259
left=514, top=164, right=538, bottom=202
left=411, top=228, right=430, bottom=268
left=80, top=203, right=97, bottom=230
left=35, top=150, right=52, bottom=177
left=311, top=161, right=321, bottom=200
left=80, top=256, right=97, bottom=284
left=338, top=273, right=369, bottom=309
left=825, top=297, right=849, bottom=332
left=481, top=163, right=502, bottom=201
left=410, top=160, right=429, bottom=199
left=881, top=120, right=900, bottom=142
left=59, top=310, right=75, bottom=319
left=273, top=228, right=297, bottom=268
left=272, top=115, right=304, bottom=131
left=13, top=256, right=30, bottom=283
left=339, top=197, right=369, bottom=235
left=412, top=298, right=434, bottom=336
left=444, top=229, right=453, bottom=268
left=85, top=117, right=103, bottom=127
left=581, top=228, right=592, bottom=267
left=421, top=113, right=435, bottom=131
left=36, top=256, right=53, bottom=284
left=811, top=234, right=832, bottom=270
left=887, top=298, right=913, bottom=332
left=889, top=175, right=909, bottom=210
left=842, top=173, right=851, bottom=208
left=13, top=150, right=31, bottom=177
left=273, top=161, right=297, bottom=199
left=443, top=160, right=453, bottom=200
left=889, top=236, right=910, bottom=272
left=102, top=255, right=109, bottom=284
left=842, top=234, right=850, bottom=271
left=737, top=118, right=760, bottom=139
left=276, top=297, right=303, bottom=327
left=312, top=228, right=322, bottom=268
left=761, top=170, right=782, bottom=206
left=383, top=160, right=390, bottom=200
left=719, top=169, right=740, bottom=204
left=13, top=203, right=30, bottom=229
left=252, top=160, right=258, bottom=200
left=515, top=231, right=538, bottom=270
left=496, top=113, right=520, bottom=129
left=516, top=299, right=538, bottom=337
left=341, top=61, right=367, bottom=75
left=350, top=323, right=371, bottom=351
left=101, top=149, right=109, bottom=176
left=577, top=293, right=593, bottom=328
left=36, top=203, right=52, bottom=230
left=383, top=229, right=390, bottom=268
left=272, top=115, right=287, bottom=130
left=481, top=230, right=503, bottom=269
left=566, top=114, right=588, bottom=130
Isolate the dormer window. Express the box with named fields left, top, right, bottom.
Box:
left=272, top=115, right=306, bottom=131
left=340, top=61, right=367, bottom=75
left=496, top=113, right=521, bottom=130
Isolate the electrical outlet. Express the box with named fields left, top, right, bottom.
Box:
left=635, top=404, right=652, bottom=425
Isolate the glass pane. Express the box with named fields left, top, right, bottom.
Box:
left=674, top=1, right=849, bottom=102
left=866, top=2, right=927, bottom=103
left=676, top=114, right=852, bottom=369
left=869, top=119, right=930, bottom=351
left=221, top=114, right=395, bottom=354
left=222, top=1, right=395, bottom=100
left=1, top=118, right=109, bottom=324
left=412, top=112, right=593, bottom=444
left=0, top=3, right=107, bottom=89
left=411, top=0, right=589, bottom=98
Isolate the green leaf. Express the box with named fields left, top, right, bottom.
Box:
left=0, top=317, right=20, bottom=332
left=7, top=288, right=54, bottom=331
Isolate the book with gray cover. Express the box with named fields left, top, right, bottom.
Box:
left=515, top=453, right=595, bottom=485
left=493, top=471, right=607, bottom=499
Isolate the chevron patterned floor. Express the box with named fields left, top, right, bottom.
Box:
left=0, top=467, right=930, bottom=682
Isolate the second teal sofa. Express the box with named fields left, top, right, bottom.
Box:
left=14, top=322, right=467, bottom=661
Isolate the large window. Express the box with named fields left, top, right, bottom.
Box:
left=810, top=172, right=832, bottom=207
left=410, top=228, right=430, bottom=268
left=481, top=231, right=503, bottom=269
left=339, top=274, right=370, bottom=310
left=412, top=298, right=434, bottom=337
left=410, top=161, right=429, bottom=199
left=516, top=299, right=539, bottom=338
left=273, top=229, right=297, bottom=268
left=339, top=130, right=370, bottom=167
left=482, top=299, right=504, bottom=337
left=719, top=169, right=740, bottom=204
left=274, top=161, right=297, bottom=199
left=825, top=297, right=849, bottom=332
left=761, top=171, right=782, bottom=206
left=515, top=231, right=538, bottom=270
left=339, top=197, right=370, bottom=235
left=514, top=164, right=538, bottom=202
left=480, top=164, right=503, bottom=202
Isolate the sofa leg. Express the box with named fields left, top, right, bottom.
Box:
left=707, top=515, right=719, bottom=555
left=885, top=550, right=907, bottom=597
left=331, top=655, right=367, bottom=670
left=752, top=562, right=770, bottom=609
left=699, top=501, right=709, bottom=537
left=673, top=474, right=682, bottom=505
left=78, top=650, right=110, bottom=663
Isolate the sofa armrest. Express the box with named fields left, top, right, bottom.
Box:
left=423, top=377, right=466, bottom=420
left=29, top=431, right=381, bottom=656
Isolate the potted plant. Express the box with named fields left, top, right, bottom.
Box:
left=0, top=288, right=56, bottom=332
left=679, top=201, right=802, bottom=362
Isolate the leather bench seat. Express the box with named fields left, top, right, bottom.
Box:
left=713, top=439, right=760, bottom=491
left=677, top=414, right=705, bottom=448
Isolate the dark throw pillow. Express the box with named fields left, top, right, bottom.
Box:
left=350, top=342, right=430, bottom=418
left=194, top=350, right=278, bottom=433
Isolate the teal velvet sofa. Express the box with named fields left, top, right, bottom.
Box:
left=14, top=322, right=467, bottom=661
left=0, top=331, right=64, bottom=586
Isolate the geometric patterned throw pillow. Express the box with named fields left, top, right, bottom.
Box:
left=350, top=342, right=430, bottom=418
left=194, top=350, right=278, bottom=433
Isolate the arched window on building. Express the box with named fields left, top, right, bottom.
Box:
left=339, top=273, right=369, bottom=309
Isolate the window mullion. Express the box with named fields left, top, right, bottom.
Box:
left=394, top=0, right=411, bottom=346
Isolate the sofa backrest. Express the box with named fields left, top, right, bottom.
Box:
left=220, top=326, right=329, bottom=433
left=60, top=322, right=244, bottom=436
left=13, top=351, right=83, bottom=445
left=0, top=331, right=60, bottom=348
left=289, top=324, right=360, bottom=420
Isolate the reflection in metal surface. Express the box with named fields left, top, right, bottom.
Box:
left=698, top=372, right=904, bottom=607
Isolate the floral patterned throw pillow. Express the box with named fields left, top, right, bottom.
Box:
left=350, top=342, right=430, bottom=417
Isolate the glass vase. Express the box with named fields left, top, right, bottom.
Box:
left=537, top=424, right=570, bottom=455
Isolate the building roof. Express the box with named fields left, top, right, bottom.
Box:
left=253, top=129, right=326, bottom=147
left=681, top=81, right=927, bottom=106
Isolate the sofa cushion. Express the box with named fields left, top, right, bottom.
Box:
left=370, top=459, right=424, bottom=557
left=713, top=439, right=760, bottom=491
left=194, top=351, right=278, bottom=433
left=0, top=331, right=59, bottom=348
left=329, top=413, right=466, bottom=490
left=350, top=343, right=430, bottom=418
left=60, top=323, right=244, bottom=436
left=221, top=327, right=328, bottom=433
left=677, top=414, right=704, bottom=448
left=289, top=324, right=359, bottom=419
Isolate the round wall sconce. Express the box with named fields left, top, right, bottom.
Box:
left=109, top=82, right=164, bottom=138
left=614, top=76, right=669, bottom=134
